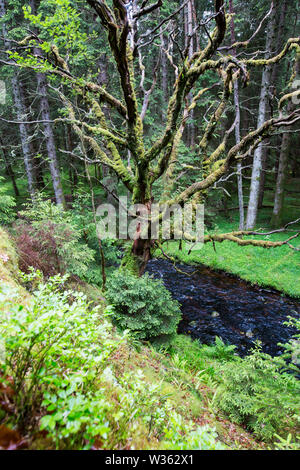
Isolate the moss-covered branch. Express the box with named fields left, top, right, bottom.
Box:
left=169, top=110, right=300, bottom=205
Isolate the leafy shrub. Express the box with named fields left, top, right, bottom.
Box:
left=279, top=316, right=300, bottom=370
left=0, top=177, right=16, bottom=225
left=14, top=197, right=95, bottom=279
left=196, top=336, right=237, bottom=361
left=273, top=434, right=300, bottom=450
left=0, top=273, right=119, bottom=428
left=0, top=274, right=223, bottom=450
left=106, top=270, right=182, bottom=346
left=215, top=343, right=300, bottom=441
left=162, top=418, right=226, bottom=450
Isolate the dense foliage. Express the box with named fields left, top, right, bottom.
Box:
left=14, top=198, right=95, bottom=279
left=216, top=344, right=300, bottom=441
left=0, top=273, right=224, bottom=450
left=0, top=177, right=15, bottom=225
left=106, top=270, right=182, bottom=346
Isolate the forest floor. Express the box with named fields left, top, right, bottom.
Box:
left=0, top=230, right=267, bottom=450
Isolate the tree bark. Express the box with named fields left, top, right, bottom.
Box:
left=30, top=0, right=65, bottom=207
left=270, top=124, right=290, bottom=227
left=258, top=0, right=288, bottom=210
left=36, top=72, right=66, bottom=207
left=0, top=0, right=35, bottom=200
left=246, top=2, right=278, bottom=229
left=11, top=75, right=36, bottom=200
left=229, top=0, right=244, bottom=229
left=186, top=0, right=195, bottom=148
left=271, top=50, right=300, bottom=227
left=160, top=28, right=168, bottom=120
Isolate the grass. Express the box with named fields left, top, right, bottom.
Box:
left=162, top=206, right=300, bottom=298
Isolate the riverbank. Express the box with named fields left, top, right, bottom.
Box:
left=161, top=217, right=300, bottom=298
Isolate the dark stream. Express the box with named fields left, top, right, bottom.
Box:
left=146, top=259, right=300, bottom=357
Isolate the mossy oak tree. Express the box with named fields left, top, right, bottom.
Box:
left=2, top=0, right=300, bottom=275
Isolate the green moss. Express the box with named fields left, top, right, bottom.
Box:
left=120, top=246, right=140, bottom=276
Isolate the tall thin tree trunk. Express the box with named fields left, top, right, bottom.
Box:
left=258, top=0, right=288, bottom=210
left=271, top=50, right=300, bottom=227
left=0, top=0, right=35, bottom=200
left=22, top=80, right=45, bottom=191
left=36, top=73, right=66, bottom=207
left=246, top=2, right=278, bottom=229
left=11, top=76, right=36, bottom=200
left=30, top=0, right=65, bottom=207
left=270, top=121, right=291, bottom=227
left=186, top=0, right=195, bottom=148
left=160, top=28, right=168, bottom=120
left=229, top=0, right=244, bottom=229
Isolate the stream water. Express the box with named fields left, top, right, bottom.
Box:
left=146, top=259, right=300, bottom=357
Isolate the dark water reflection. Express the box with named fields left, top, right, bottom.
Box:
left=146, top=259, right=300, bottom=357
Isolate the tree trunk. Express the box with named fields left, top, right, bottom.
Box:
left=186, top=0, right=195, bottom=148
left=246, top=2, right=278, bottom=229
left=160, top=28, right=168, bottom=120
left=36, top=73, right=66, bottom=207
left=258, top=0, right=288, bottom=210
left=29, top=0, right=65, bottom=207
left=229, top=0, right=244, bottom=229
left=11, top=75, right=36, bottom=200
left=271, top=50, right=300, bottom=227
left=270, top=128, right=290, bottom=227
left=0, top=0, right=35, bottom=200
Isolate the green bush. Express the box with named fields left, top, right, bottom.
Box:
left=106, top=270, right=181, bottom=346
left=0, top=177, right=16, bottom=225
left=215, top=344, right=300, bottom=441
left=14, top=196, right=95, bottom=279
left=0, top=273, right=120, bottom=429
left=195, top=336, right=237, bottom=361
left=0, top=273, right=223, bottom=450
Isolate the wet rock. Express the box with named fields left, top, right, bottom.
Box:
left=211, top=311, right=220, bottom=318
left=245, top=330, right=254, bottom=338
